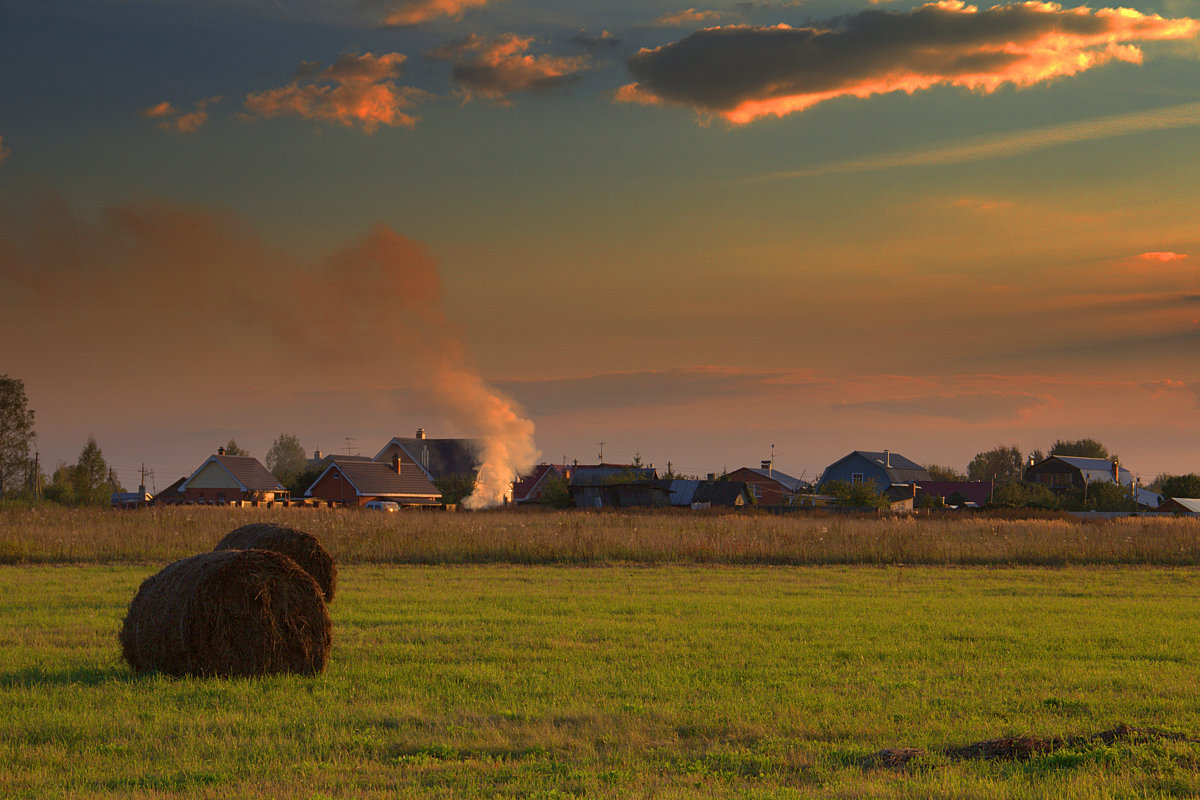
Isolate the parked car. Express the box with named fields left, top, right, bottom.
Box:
left=364, top=500, right=400, bottom=512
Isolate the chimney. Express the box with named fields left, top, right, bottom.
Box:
left=392, top=455, right=402, bottom=475
left=761, top=459, right=773, bottom=476
left=884, top=449, right=891, bottom=468
left=314, top=449, right=323, bottom=460
left=218, top=447, right=225, bottom=456
left=416, top=427, right=426, bottom=440
left=1112, top=458, right=1120, bottom=483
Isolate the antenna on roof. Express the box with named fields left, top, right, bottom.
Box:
left=344, top=436, right=357, bottom=456
left=598, top=442, right=606, bottom=461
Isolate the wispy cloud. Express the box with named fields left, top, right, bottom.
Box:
left=654, top=8, right=729, bottom=26
left=834, top=392, right=1056, bottom=422
left=754, top=101, right=1200, bottom=179
left=242, top=52, right=427, bottom=133
left=618, top=1, right=1200, bottom=123
left=370, top=0, right=491, bottom=27
left=428, top=34, right=592, bottom=102
left=1139, top=251, right=1188, bottom=262
left=141, top=97, right=221, bottom=133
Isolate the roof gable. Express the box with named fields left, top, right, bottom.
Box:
left=181, top=455, right=285, bottom=493
left=374, top=436, right=482, bottom=481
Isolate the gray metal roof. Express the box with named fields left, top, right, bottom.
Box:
left=1046, top=456, right=1132, bottom=486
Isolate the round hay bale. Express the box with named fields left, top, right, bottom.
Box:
left=215, top=524, right=337, bottom=602
left=120, top=549, right=331, bottom=677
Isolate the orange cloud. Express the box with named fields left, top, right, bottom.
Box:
left=1139, top=251, right=1188, bottom=262
left=428, top=34, right=592, bottom=101
left=141, top=97, right=221, bottom=133
left=656, top=8, right=728, bottom=26
left=619, top=1, right=1200, bottom=123
left=243, top=52, right=427, bottom=133
left=374, top=0, right=490, bottom=27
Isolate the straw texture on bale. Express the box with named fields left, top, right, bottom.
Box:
left=120, top=549, right=332, bottom=677
left=215, top=523, right=338, bottom=601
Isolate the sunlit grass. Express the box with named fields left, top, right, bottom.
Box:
left=1, top=505, right=1198, bottom=566
left=2, top=564, right=1199, bottom=798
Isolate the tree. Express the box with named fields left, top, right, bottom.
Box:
left=266, top=433, right=308, bottom=487
left=925, top=464, right=966, bottom=481
left=967, top=445, right=1025, bottom=482
left=540, top=475, right=573, bottom=509
left=822, top=479, right=889, bottom=509
left=1050, top=438, right=1110, bottom=459
left=1063, top=481, right=1136, bottom=512
left=0, top=375, right=36, bottom=499
left=222, top=439, right=250, bottom=457
left=71, top=437, right=122, bottom=505
left=1158, top=474, right=1200, bottom=500
left=435, top=474, right=477, bottom=506
left=990, top=481, right=1059, bottom=510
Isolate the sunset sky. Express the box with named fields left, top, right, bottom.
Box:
left=2, top=0, right=1199, bottom=490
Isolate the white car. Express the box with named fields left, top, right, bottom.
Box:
left=364, top=500, right=400, bottom=512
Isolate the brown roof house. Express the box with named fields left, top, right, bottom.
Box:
left=374, top=428, right=482, bottom=482
left=512, top=464, right=569, bottom=505
left=178, top=450, right=287, bottom=504
left=724, top=461, right=810, bottom=506
left=305, top=455, right=441, bottom=507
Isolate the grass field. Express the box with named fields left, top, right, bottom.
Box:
left=3, top=559, right=1200, bottom=798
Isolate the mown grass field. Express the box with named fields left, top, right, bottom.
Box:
left=4, top=556, right=1200, bottom=798
left=3, top=507, right=1199, bottom=797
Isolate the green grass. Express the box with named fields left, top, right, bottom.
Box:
left=3, top=563, right=1199, bottom=798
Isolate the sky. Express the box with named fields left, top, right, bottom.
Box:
left=2, top=0, right=1199, bottom=492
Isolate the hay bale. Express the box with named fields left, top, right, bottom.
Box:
left=120, top=549, right=331, bottom=677
left=215, top=523, right=337, bottom=602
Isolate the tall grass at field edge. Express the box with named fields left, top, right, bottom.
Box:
left=1, top=506, right=1198, bottom=566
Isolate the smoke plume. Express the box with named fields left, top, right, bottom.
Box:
left=0, top=194, right=539, bottom=507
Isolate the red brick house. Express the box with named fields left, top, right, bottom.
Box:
left=178, top=452, right=286, bottom=504
left=724, top=463, right=809, bottom=506
left=306, top=456, right=441, bottom=507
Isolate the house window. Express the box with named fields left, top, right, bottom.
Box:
left=751, top=484, right=762, bottom=499
left=852, top=473, right=864, bottom=484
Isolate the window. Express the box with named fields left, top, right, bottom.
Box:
left=852, top=473, right=864, bottom=484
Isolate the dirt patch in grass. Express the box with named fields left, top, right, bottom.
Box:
left=866, top=724, right=1200, bottom=769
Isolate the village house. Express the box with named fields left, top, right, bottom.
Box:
left=668, top=478, right=755, bottom=509
left=724, top=461, right=809, bottom=505
left=569, top=464, right=670, bottom=509
left=175, top=449, right=286, bottom=504
left=1023, top=455, right=1131, bottom=492
left=305, top=455, right=441, bottom=508
left=374, top=428, right=481, bottom=480
left=511, top=463, right=570, bottom=505
left=818, top=450, right=931, bottom=493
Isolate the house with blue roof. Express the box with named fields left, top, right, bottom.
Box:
left=817, top=450, right=931, bottom=492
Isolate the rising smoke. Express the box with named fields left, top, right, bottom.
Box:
left=0, top=196, right=540, bottom=506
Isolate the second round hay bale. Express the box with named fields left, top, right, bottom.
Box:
left=215, top=523, right=337, bottom=602
left=120, top=549, right=331, bottom=678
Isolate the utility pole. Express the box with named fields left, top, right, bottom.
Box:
left=598, top=442, right=606, bottom=462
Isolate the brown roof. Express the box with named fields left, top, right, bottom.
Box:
left=311, top=458, right=440, bottom=500
left=183, top=455, right=285, bottom=493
